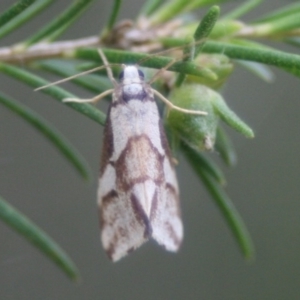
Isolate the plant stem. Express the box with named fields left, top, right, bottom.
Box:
left=0, top=36, right=99, bottom=63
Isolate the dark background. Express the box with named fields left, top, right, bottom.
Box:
left=1, top=1, right=300, bottom=299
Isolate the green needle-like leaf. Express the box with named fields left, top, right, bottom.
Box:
left=251, top=11, right=300, bottom=36
left=202, top=41, right=300, bottom=78
left=0, top=62, right=106, bottom=125
left=0, top=0, right=37, bottom=28
left=175, top=37, right=195, bottom=87
left=0, top=0, right=53, bottom=39
left=44, top=13, right=83, bottom=43
left=236, top=60, right=274, bottom=82
left=22, top=0, right=95, bottom=46
left=222, top=0, right=263, bottom=20
left=254, top=2, right=300, bottom=23
left=281, top=66, right=300, bottom=78
left=75, top=47, right=217, bottom=80
left=101, top=0, right=123, bottom=38
left=148, top=0, right=225, bottom=25
left=0, top=92, right=91, bottom=180
left=202, top=173, right=254, bottom=259
left=181, top=142, right=225, bottom=185
left=185, top=0, right=231, bottom=12
left=194, top=5, right=220, bottom=55
left=139, top=0, right=163, bottom=16
left=182, top=146, right=254, bottom=259
left=0, top=195, right=80, bottom=280
left=176, top=5, right=220, bottom=86
left=285, top=37, right=300, bottom=49
left=215, top=126, right=237, bottom=167
left=148, top=0, right=191, bottom=24
left=212, top=93, right=254, bottom=138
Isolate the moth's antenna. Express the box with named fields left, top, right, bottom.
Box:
left=34, top=65, right=108, bottom=91
left=97, top=49, right=117, bottom=87
left=62, top=49, right=117, bottom=104
left=137, top=42, right=191, bottom=66
left=137, top=38, right=205, bottom=66
left=152, top=89, right=207, bottom=115
left=35, top=59, right=120, bottom=91
left=63, top=89, right=114, bottom=104
left=147, top=58, right=176, bottom=85
left=137, top=39, right=206, bottom=85
left=145, top=51, right=196, bottom=85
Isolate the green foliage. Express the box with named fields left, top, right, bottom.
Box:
left=0, top=194, right=80, bottom=280
left=167, top=84, right=219, bottom=151
left=0, top=91, right=91, bottom=180
left=1, top=0, right=300, bottom=278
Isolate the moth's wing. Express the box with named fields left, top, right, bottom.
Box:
left=99, top=186, right=150, bottom=262
left=98, top=108, right=150, bottom=262
left=150, top=122, right=183, bottom=252
left=150, top=158, right=183, bottom=252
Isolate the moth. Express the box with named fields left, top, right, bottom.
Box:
left=99, top=66, right=183, bottom=262
left=37, top=49, right=206, bottom=262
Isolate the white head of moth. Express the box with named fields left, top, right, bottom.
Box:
left=36, top=49, right=207, bottom=262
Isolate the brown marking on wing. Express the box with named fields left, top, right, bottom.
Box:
left=158, top=119, right=174, bottom=166
left=100, top=190, right=118, bottom=229
left=115, top=134, right=165, bottom=191
left=163, top=183, right=182, bottom=248
left=165, top=182, right=181, bottom=219
left=149, top=189, right=158, bottom=221
left=100, top=188, right=149, bottom=261
left=163, top=222, right=181, bottom=249
left=100, top=105, right=114, bottom=175
left=150, top=180, right=183, bottom=251
left=130, top=193, right=152, bottom=238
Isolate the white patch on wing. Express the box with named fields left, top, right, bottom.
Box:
left=132, top=180, right=156, bottom=217
left=101, top=191, right=148, bottom=262
left=110, top=100, right=164, bottom=160
left=98, top=164, right=116, bottom=203
left=151, top=183, right=183, bottom=251
left=163, top=158, right=179, bottom=193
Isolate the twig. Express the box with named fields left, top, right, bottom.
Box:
left=0, top=36, right=100, bottom=63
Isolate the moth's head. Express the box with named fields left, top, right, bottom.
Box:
left=119, top=65, right=145, bottom=85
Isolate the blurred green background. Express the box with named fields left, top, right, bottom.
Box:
left=0, top=0, right=300, bottom=299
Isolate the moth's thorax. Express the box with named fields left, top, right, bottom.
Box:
left=120, top=66, right=147, bottom=101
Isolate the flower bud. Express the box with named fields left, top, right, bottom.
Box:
left=167, top=84, right=219, bottom=151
